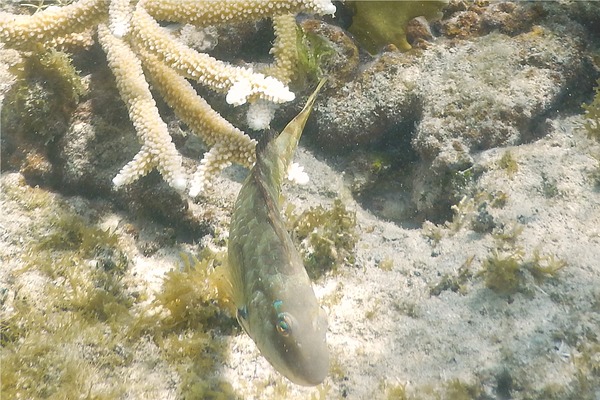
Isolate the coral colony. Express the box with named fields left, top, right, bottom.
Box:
left=0, top=0, right=336, bottom=195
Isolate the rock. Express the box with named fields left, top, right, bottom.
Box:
left=311, top=11, right=596, bottom=222
left=311, top=50, right=422, bottom=151
left=413, top=29, right=589, bottom=164
left=297, top=17, right=360, bottom=86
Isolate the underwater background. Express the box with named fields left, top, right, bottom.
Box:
left=1, top=1, right=600, bottom=399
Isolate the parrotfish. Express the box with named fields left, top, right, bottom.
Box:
left=226, top=80, right=328, bottom=386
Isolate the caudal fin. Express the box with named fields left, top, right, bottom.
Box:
left=259, top=79, right=327, bottom=189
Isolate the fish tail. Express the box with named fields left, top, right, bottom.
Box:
left=258, top=78, right=327, bottom=190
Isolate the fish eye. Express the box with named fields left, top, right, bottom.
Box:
left=276, top=313, right=292, bottom=337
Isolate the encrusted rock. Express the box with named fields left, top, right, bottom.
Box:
left=311, top=5, right=596, bottom=222
left=311, top=51, right=421, bottom=151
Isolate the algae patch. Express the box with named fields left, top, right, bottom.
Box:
left=346, top=0, right=447, bottom=53
left=479, top=249, right=567, bottom=296
left=2, top=48, right=85, bottom=145
left=0, top=176, right=237, bottom=399
left=286, top=198, right=357, bottom=279
left=2, top=180, right=132, bottom=399
left=583, top=78, right=600, bottom=142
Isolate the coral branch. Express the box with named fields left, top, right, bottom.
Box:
left=0, top=0, right=336, bottom=193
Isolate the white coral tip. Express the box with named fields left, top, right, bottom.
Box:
left=318, top=0, right=337, bottom=15
left=171, top=175, right=188, bottom=192
left=111, top=21, right=128, bottom=38
left=247, top=100, right=277, bottom=130
left=189, top=184, right=201, bottom=198
left=263, top=76, right=295, bottom=103
left=226, top=80, right=252, bottom=106
left=287, top=162, right=309, bottom=185
left=112, top=174, right=127, bottom=187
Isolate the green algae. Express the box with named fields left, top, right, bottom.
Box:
left=2, top=186, right=132, bottom=399
left=1, top=48, right=86, bottom=184
left=429, top=255, right=474, bottom=297
left=423, top=190, right=567, bottom=299
left=480, top=249, right=524, bottom=295
left=492, top=221, right=524, bottom=249
left=346, top=0, right=447, bottom=54
left=383, top=378, right=483, bottom=400
left=152, top=252, right=224, bottom=332
left=584, top=78, right=600, bottom=142
left=498, top=150, right=519, bottom=178
left=1, top=177, right=238, bottom=399
left=295, top=24, right=336, bottom=87
left=286, top=198, right=357, bottom=279
left=131, top=251, right=238, bottom=399
left=479, top=248, right=567, bottom=296
left=2, top=48, right=85, bottom=144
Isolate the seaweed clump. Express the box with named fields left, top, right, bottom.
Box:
left=1, top=184, right=131, bottom=399
left=1, top=48, right=86, bottom=182
left=478, top=249, right=567, bottom=296
left=383, top=378, right=484, bottom=400
left=583, top=78, right=600, bottom=188
left=583, top=78, right=600, bottom=142
left=287, top=198, right=357, bottom=279
left=295, top=22, right=336, bottom=87
left=139, top=251, right=237, bottom=399
left=3, top=49, right=85, bottom=142
left=479, top=211, right=566, bottom=297
left=1, top=177, right=237, bottom=399
left=429, top=256, right=475, bottom=296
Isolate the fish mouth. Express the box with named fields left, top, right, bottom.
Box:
left=292, top=362, right=329, bottom=386
left=280, top=341, right=330, bottom=386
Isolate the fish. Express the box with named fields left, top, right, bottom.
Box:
left=226, top=79, right=329, bottom=386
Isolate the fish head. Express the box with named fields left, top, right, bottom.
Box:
left=239, top=291, right=329, bottom=386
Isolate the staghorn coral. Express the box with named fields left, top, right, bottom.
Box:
left=0, top=0, right=336, bottom=194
